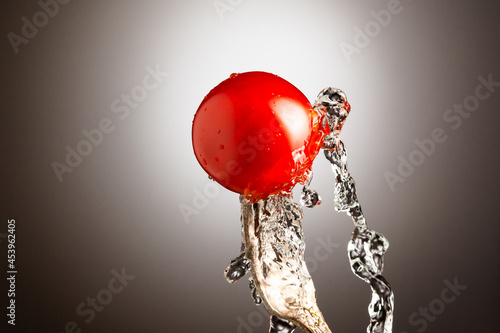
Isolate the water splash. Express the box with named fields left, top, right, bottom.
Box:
left=314, top=88, right=394, bottom=333
left=224, top=87, right=394, bottom=333
left=239, top=194, right=331, bottom=333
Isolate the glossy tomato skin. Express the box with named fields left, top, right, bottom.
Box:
left=192, top=71, right=327, bottom=202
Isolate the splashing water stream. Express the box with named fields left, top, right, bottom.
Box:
left=225, top=88, right=393, bottom=333
left=316, top=88, right=394, bottom=333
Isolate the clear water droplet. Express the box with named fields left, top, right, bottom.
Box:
left=300, top=170, right=322, bottom=208
left=270, top=315, right=297, bottom=333
left=300, top=188, right=321, bottom=208
left=248, top=278, right=262, bottom=305
left=224, top=251, right=249, bottom=284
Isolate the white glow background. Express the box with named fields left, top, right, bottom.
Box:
left=1, top=0, right=499, bottom=332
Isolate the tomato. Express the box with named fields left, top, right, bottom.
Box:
left=192, top=71, right=328, bottom=202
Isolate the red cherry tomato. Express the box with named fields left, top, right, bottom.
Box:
left=192, top=71, right=327, bottom=202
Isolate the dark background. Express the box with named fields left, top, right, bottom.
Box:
left=1, top=0, right=499, bottom=332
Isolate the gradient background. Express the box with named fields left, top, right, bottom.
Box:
left=1, top=0, right=499, bottom=332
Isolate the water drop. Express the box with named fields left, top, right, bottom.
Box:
left=224, top=251, right=249, bottom=283
left=300, top=170, right=322, bottom=208
left=248, top=278, right=262, bottom=305
left=270, top=316, right=297, bottom=333
left=300, top=187, right=321, bottom=208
